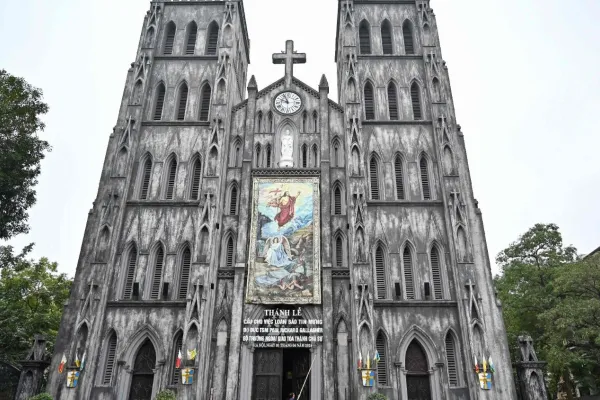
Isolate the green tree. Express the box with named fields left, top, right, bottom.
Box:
left=0, top=244, right=71, bottom=364
left=0, top=69, right=50, bottom=240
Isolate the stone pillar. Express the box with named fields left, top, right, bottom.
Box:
left=15, top=335, right=51, bottom=400
left=514, top=336, right=548, bottom=400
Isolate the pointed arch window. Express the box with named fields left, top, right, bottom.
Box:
left=190, top=156, right=202, bottom=200
left=139, top=157, right=153, bottom=200
left=178, top=247, right=191, bottom=300
left=96, top=227, right=110, bottom=262
left=163, top=22, right=176, bottom=55
left=369, top=154, right=380, bottom=200
left=176, top=83, right=188, bottom=120
left=207, top=147, right=218, bottom=176
left=199, top=83, right=212, bottom=121
left=302, top=111, right=308, bottom=133
left=312, top=144, right=319, bottom=168
left=229, top=184, right=239, bottom=215
left=388, top=82, right=399, bottom=120
left=364, top=82, right=375, bottom=120
left=224, top=235, right=235, bottom=268
left=115, top=147, right=128, bottom=177
left=432, top=77, right=442, bottom=102
left=153, top=83, right=166, bottom=121
left=381, top=20, right=393, bottom=55
left=102, top=331, right=117, bottom=384
left=266, top=144, right=272, bottom=168
left=132, top=80, right=143, bottom=105
left=359, top=20, right=371, bottom=54
left=332, top=138, right=341, bottom=167
left=255, top=144, right=262, bottom=168
left=375, top=244, right=386, bottom=299
left=165, top=156, right=177, bottom=200
left=206, top=21, right=220, bottom=55
left=185, top=22, right=198, bottom=55
left=376, top=332, right=388, bottom=385
left=267, top=111, right=273, bottom=133
left=231, top=139, right=241, bottom=167
left=348, top=77, right=357, bottom=102
left=403, top=20, right=415, bottom=55
left=419, top=155, right=431, bottom=200
left=313, top=111, right=318, bottom=133
left=405, top=341, right=431, bottom=398
left=411, top=82, right=422, bottom=120
left=430, top=245, right=443, bottom=299
left=335, top=235, right=344, bottom=267
left=150, top=244, right=165, bottom=299
left=445, top=332, right=459, bottom=386
left=333, top=185, right=342, bottom=215
left=301, top=144, right=308, bottom=168
left=256, top=111, right=263, bottom=133
left=394, top=154, right=405, bottom=200
left=403, top=246, right=415, bottom=300
left=171, top=332, right=183, bottom=384
left=123, top=244, right=138, bottom=299
left=199, top=227, right=210, bottom=260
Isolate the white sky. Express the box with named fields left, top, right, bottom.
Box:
left=1, top=0, right=599, bottom=276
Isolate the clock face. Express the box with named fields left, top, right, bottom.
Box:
left=274, top=92, right=302, bottom=114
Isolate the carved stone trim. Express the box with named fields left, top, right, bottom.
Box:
left=141, top=121, right=210, bottom=127
left=106, top=301, right=186, bottom=308
left=373, top=300, right=458, bottom=308
left=252, top=169, right=321, bottom=176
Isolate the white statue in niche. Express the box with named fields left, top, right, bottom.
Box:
left=280, top=128, right=294, bottom=167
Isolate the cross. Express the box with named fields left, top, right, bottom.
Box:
left=273, top=40, right=306, bottom=88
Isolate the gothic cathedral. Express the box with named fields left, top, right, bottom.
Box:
left=46, top=1, right=517, bottom=399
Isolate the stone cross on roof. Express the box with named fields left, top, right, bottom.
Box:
left=273, top=40, right=306, bottom=88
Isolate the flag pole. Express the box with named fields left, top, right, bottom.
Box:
left=298, top=351, right=317, bottom=400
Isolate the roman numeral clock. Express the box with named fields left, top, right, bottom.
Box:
left=274, top=91, right=302, bottom=114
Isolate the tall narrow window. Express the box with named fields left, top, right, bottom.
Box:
left=388, top=83, right=399, bottom=120
left=199, top=83, right=212, bottom=121
left=432, top=77, right=441, bottom=102
left=229, top=185, right=238, bottom=215
left=375, top=245, right=386, bottom=299
left=171, top=332, right=183, bottom=384
left=165, top=156, right=177, bottom=200
left=176, top=83, right=188, bottom=121
left=255, top=144, right=262, bottom=168
left=369, top=154, right=380, bottom=200
left=199, top=227, right=209, bottom=259
left=153, top=84, right=166, bottom=121
left=333, top=139, right=340, bottom=167
left=190, top=157, right=202, bottom=200
left=430, top=246, right=443, bottom=299
left=102, top=332, right=117, bottom=384
left=381, top=20, right=393, bottom=55
left=301, top=144, right=308, bottom=168
left=376, top=332, right=388, bottom=385
left=359, top=20, right=371, bottom=54
left=394, top=154, right=405, bottom=200
left=207, top=147, right=218, bottom=176
left=139, top=157, right=153, bottom=200
left=178, top=247, right=191, bottom=299
left=266, top=144, right=272, bottom=167
left=403, top=246, right=415, bottom=300
left=420, top=155, right=431, bottom=200
left=150, top=245, right=164, bottom=299
left=445, top=332, right=459, bottom=386
left=123, top=245, right=137, bottom=299
left=225, top=236, right=234, bottom=268
left=411, top=82, right=422, bottom=120
left=334, top=186, right=342, bottom=215
left=364, top=82, right=375, bottom=120
left=403, top=21, right=415, bottom=55
left=96, top=227, right=110, bottom=262
left=335, top=235, right=343, bottom=267
left=267, top=112, right=273, bottom=133
left=256, top=111, right=263, bottom=133
left=313, top=111, right=318, bottom=133
left=206, top=21, right=219, bottom=55
left=164, top=22, right=176, bottom=55
left=302, top=111, right=308, bottom=132
left=312, top=144, right=319, bottom=168
left=186, top=22, right=198, bottom=55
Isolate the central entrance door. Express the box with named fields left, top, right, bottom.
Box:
left=253, top=349, right=311, bottom=400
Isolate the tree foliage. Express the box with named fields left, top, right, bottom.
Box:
left=28, top=394, right=53, bottom=400
left=495, top=223, right=600, bottom=395
left=0, top=244, right=71, bottom=364
left=0, top=69, right=51, bottom=240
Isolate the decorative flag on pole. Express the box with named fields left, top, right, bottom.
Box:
left=483, top=357, right=488, bottom=373
left=74, top=353, right=81, bottom=368
left=80, top=352, right=86, bottom=372
left=474, top=357, right=480, bottom=374
left=176, top=349, right=182, bottom=369
left=58, top=354, right=66, bottom=374
left=488, top=357, right=496, bottom=373
left=366, top=352, right=371, bottom=370
left=374, top=350, right=381, bottom=364
left=358, top=352, right=362, bottom=369
left=187, top=348, right=197, bottom=361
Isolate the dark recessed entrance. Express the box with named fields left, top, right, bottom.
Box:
left=253, top=348, right=311, bottom=400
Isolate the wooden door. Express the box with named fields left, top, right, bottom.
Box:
left=253, top=350, right=282, bottom=400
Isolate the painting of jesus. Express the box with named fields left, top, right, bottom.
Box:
left=246, top=177, right=321, bottom=304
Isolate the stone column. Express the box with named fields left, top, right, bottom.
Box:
left=514, top=336, right=548, bottom=400
left=15, top=335, right=51, bottom=400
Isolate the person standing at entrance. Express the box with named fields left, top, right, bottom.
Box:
left=287, top=393, right=296, bottom=400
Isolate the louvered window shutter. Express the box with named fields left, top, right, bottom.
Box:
left=186, top=23, right=197, bottom=55
left=359, top=23, right=371, bottom=54
left=446, top=334, right=458, bottom=386
left=166, top=158, right=177, bottom=200
left=364, top=84, right=375, bottom=120
left=103, top=333, right=117, bottom=384
left=430, top=247, right=443, bottom=299
left=382, top=22, right=393, bottom=55
left=171, top=334, right=183, bottom=384
left=420, top=157, right=431, bottom=200
left=376, top=246, right=386, bottom=299
left=199, top=85, right=212, bottom=121
left=230, top=186, right=238, bottom=215
left=334, top=187, right=342, bottom=215
left=177, top=85, right=188, bottom=121
left=190, top=158, right=202, bottom=200
left=395, top=156, right=405, bottom=200
left=124, top=247, right=137, bottom=299
left=207, top=23, right=219, bottom=55
left=376, top=333, right=388, bottom=385
left=388, top=84, right=399, bottom=120
left=178, top=248, right=191, bottom=299
left=226, top=237, right=234, bottom=268
left=164, top=23, right=176, bottom=55
left=403, top=22, right=414, bottom=54
left=140, top=159, right=153, bottom=199
left=411, top=83, right=422, bottom=120
left=370, top=157, right=380, bottom=200
left=153, top=85, right=166, bottom=121
left=403, top=247, right=415, bottom=299
left=151, top=246, right=165, bottom=299
left=336, top=237, right=343, bottom=267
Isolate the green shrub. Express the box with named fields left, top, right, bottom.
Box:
left=155, top=390, right=177, bottom=400
left=29, top=394, right=53, bottom=400
left=367, top=394, right=388, bottom=400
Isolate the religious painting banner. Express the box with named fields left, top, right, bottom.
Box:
left=246, top=177, right=321, bottom=304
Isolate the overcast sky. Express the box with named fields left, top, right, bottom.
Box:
left=1, top=0, right=599, bottom=276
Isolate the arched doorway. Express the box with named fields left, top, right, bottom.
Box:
left=128, top=339, right=156, bottom=400
left=405, top=340, right=431, bottom=400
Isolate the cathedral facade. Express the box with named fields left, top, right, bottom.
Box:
left=46, top=1, right=517, bottom=399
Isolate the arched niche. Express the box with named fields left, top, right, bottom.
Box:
left=274, top=119, right=299, bottom=168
